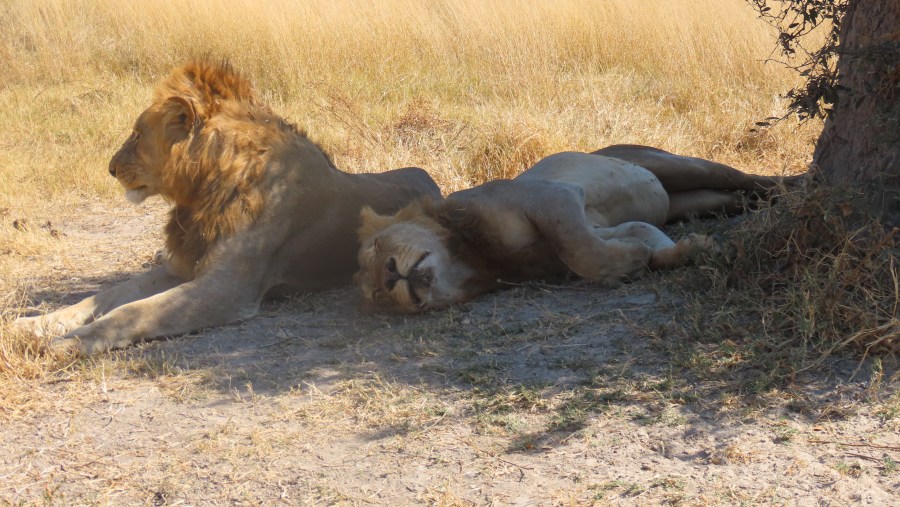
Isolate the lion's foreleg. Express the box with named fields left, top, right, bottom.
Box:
left=595, top=222, right=714, bottom=270
left=525, top=192, right=653, bottom=284
left=50, top=273, right=263, bottom=355
left=13, top=266, right=183, bottom=339
left=560, top=235, right=654, bottom=284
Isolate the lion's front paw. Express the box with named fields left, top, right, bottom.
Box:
left=53, top=321, right=134, bottom=355
left=13, top=315, right=70, bottom=339
left=48, top=336, right=84, bottom=356
left=650, top=234, right=720, bottom=269
left=52, top=332, right=111, bottom=356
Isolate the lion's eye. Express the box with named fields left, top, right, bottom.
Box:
left=130, top=130, right=141, bottom=142
left=372, top=238, right=381, bottom=253
left=371, top=289, right=382, bottom=300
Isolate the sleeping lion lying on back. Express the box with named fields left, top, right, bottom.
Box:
left=356, top=145, right=800, bottom=313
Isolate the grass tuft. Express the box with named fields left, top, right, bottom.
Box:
left=464, top=120, right=569, bottom=184
left=676, top=184, right=899, bottom=385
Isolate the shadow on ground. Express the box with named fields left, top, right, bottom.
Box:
left=103, top=269, right=897, bottom=453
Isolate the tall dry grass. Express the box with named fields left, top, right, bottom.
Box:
left=0, top=0, right=824, bottom=381
left=0, top=0, right=816, bottom=200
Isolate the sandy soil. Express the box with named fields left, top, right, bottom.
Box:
left=2, top=201, right=898, bottom=506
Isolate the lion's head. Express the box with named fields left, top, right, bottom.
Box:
left=108, top=95, right=194, bottom=204
left=108, top=60, right=259, bottom=205
left=355, top=202, right=480, bottom=313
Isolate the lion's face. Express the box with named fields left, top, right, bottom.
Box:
left=356, top=206, right=471, bottom=313
left=109, top=97, right=195, bottom=204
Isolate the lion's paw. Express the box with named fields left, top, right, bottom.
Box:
left=650, top=234, right=721, bottom=269
left=49, top=335, right=86, bottom=356
left=14, top=308, right=95, bottom=339
left=12, top=315, right=70, bottom=339
left=677, top=233, right=718, bottom=255
left=53, top=322, right=125, bottom=355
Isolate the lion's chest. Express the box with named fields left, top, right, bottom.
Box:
left=448, top=202, right=566, bottom=280
left=478, top=214, right=567, bottom=280
left=485, top=208, right=541, bottom=251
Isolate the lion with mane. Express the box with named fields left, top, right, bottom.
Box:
left=356, top=145, right=800, bottom=313
left=15, top=60, right=440, bottom=354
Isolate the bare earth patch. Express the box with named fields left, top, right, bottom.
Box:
left=2, top=203, right=898, bottom=505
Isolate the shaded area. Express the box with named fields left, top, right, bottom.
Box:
left=5, top=222, right=899, bottom=505
left=120, top=273, right=898, bottom=447
left=16, top=271, right=144, bottom=312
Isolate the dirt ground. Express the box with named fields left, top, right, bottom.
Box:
left=2, top=201, right=899, bottom=506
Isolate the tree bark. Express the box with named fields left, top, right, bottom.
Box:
left=811, top=0, right=900, bottom=197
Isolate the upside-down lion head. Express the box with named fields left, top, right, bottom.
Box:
left=356, top=202, right=477, bottom=313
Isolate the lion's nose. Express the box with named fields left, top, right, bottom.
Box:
left=108, top=161, right=118, bottom=178
left=383, top=257, right=401, bottom=290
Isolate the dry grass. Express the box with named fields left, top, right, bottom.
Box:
left=0, top=0, right=815, bottom=206
left=669, top=184, right=899, bottom=388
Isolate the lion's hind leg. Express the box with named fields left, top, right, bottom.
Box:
left=666, top=189, right=748, bottom=222
left=593, top=144, right=799, bottom=194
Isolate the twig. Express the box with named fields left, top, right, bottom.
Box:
left=455, top=437, right=534, bottom=471
left=844, top=452, right=883, bottom=463
left=807, top=439, right=900, bottom=451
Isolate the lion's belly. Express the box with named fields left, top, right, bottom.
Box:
left=518, top=152, right=669, bottom=226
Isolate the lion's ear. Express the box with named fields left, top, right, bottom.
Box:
left=394, top=198, right=433, bottom=221
left=163, top=96, right=199, bottom=140
left=358, top=206, right=397, bottom=241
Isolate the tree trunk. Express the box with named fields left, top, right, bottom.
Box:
left=811, top=0, right=900, bottom=201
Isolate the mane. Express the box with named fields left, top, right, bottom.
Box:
left=427, top=201, right=512, bottom=282
left=428, top=200, right=567, bottom=284
left=153, top=59, right=257, bottom=118
left=153, top=60, right=335, bottom=275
